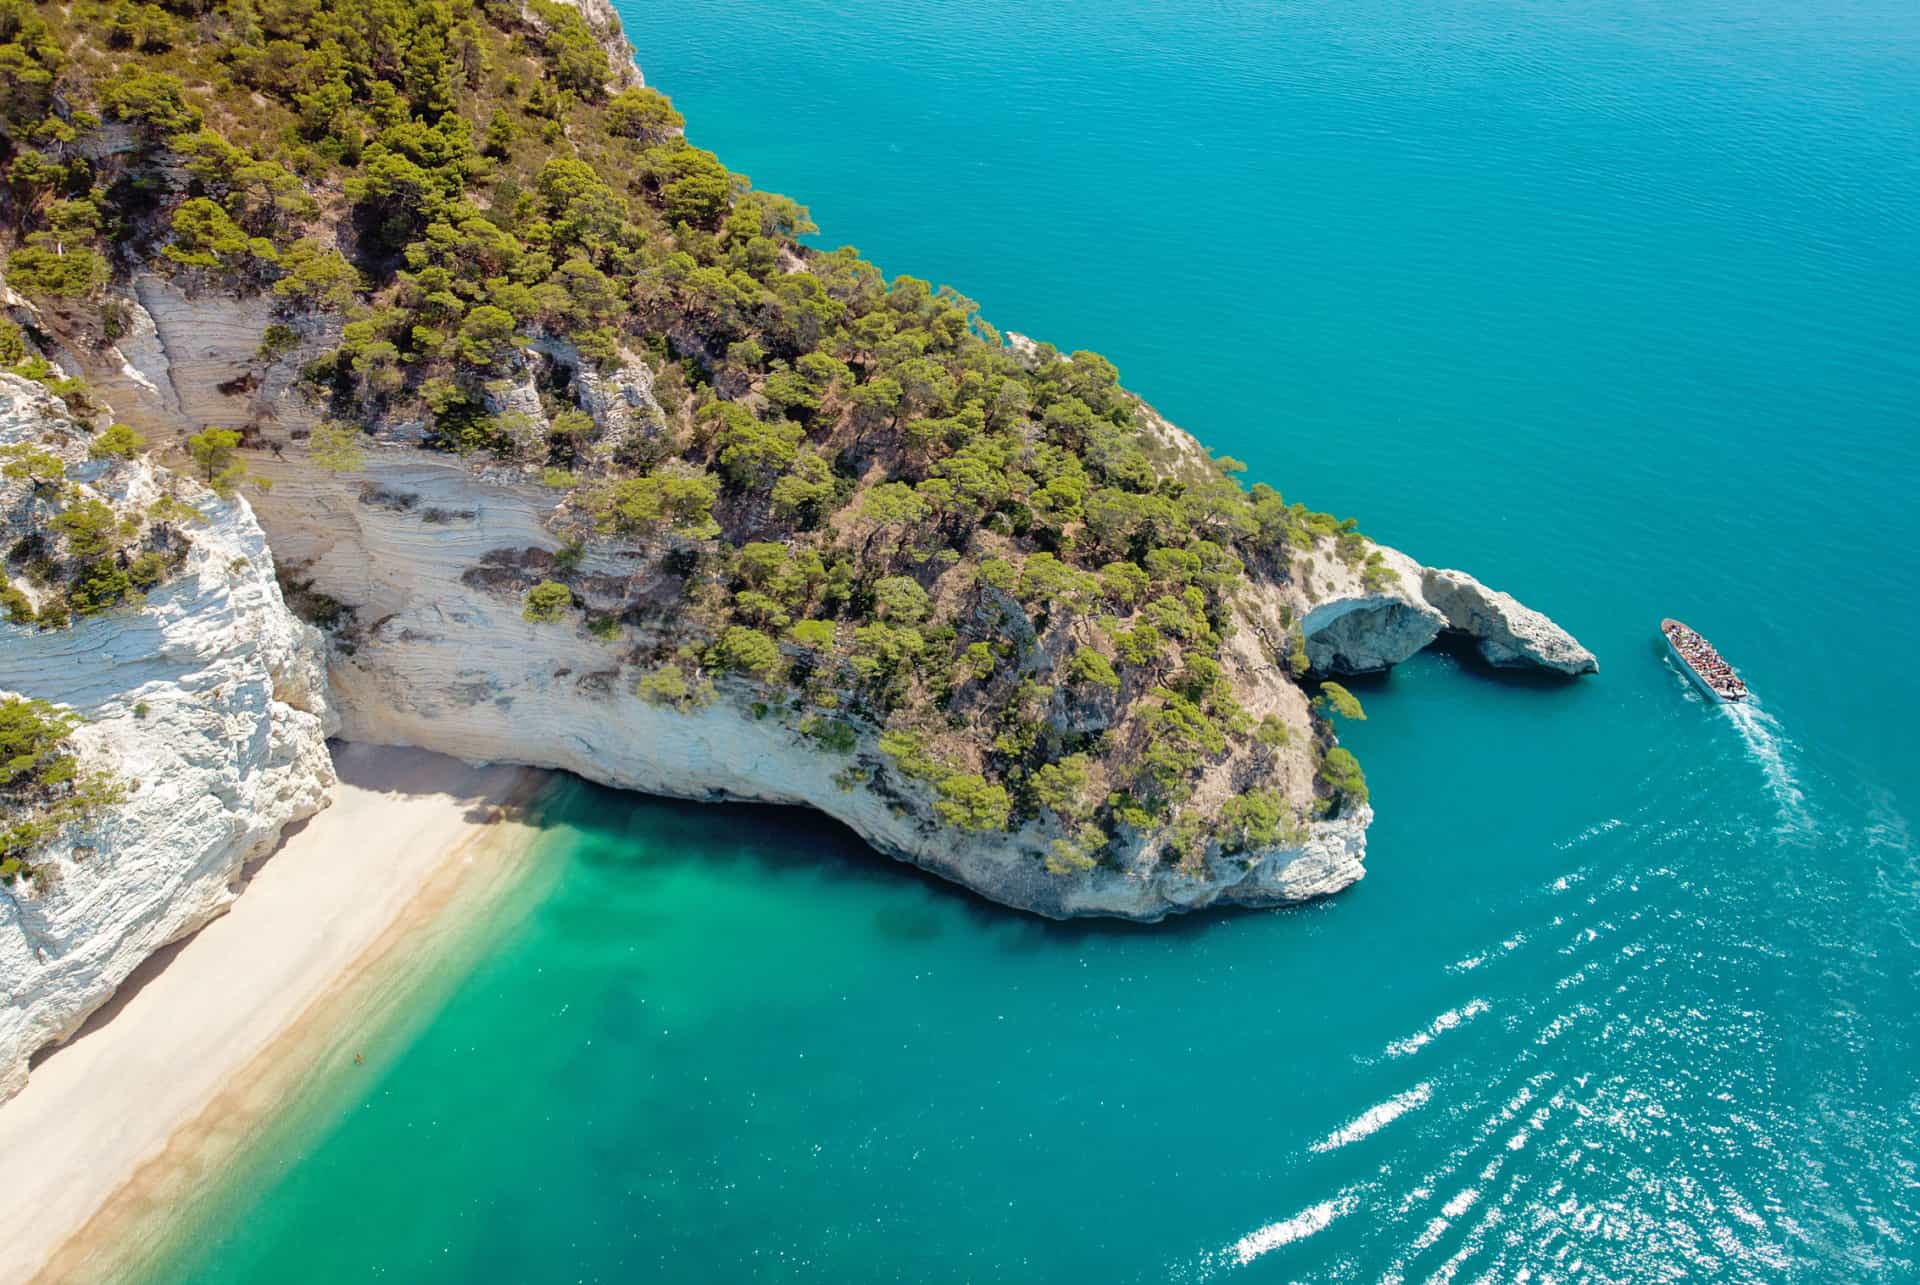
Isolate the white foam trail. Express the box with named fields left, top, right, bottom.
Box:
left=1310, top=1083, right=1433, bottom=1153
left=1384, top=999, right=1490, bottom=1058
left=1723, top=702, right=1815, bottom=835
left=1226, top=1193, right=1357, bottom=1266
left=1864, top=789, right=1912, bottom=859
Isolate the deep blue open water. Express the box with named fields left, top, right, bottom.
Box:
left=153, top=1, right=1920, bottom=1279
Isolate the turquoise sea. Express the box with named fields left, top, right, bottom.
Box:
left=153, top=1, right=1920, bottom=1279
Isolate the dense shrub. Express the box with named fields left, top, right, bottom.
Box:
left=0, top=696, right=123, bottom=882
left=1318, top=747, right=1368, bottom=811
left=522, top=580, right=574, bottom=623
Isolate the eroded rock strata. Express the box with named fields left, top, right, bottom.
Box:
left=1298, top=545, right=1597, bottom=677
left=0, top=375, right=335, bottom=1100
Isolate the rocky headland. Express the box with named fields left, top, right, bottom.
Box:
left=0, top=0, right=1595, bottom=1104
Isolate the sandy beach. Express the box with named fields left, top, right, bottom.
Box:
left=0, top=742, right=548, bottom=1285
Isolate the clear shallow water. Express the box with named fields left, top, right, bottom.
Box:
left=153, top=1, right=1919, bottom=1279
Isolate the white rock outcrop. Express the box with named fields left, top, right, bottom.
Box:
left=1418, top=567, right=1599, bottom=674
left=1299, top=545, right=1444, bottom=674
left=532, top=0, right=641, bottom=89
left=1301, top=543, right=1596, bottom=676
left=0, top=376, right=336, bottom=1102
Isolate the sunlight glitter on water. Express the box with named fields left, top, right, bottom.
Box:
left=1225, top=1194, right=1358, bottom=1267
left=1379, top=999, right=1491, bottom=1060
left=1308, top=1084, right=1435, bottom=1154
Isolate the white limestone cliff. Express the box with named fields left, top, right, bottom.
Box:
left=50, top=278, right=1361, bottom=920
left=0, top=375, right=336, bottom=1102
left=1416, top=567, right=1599, bottom=674
left=40, top=280, right=1594, bottom=930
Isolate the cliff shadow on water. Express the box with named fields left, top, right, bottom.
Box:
left=1419, top=632, right=1601, bottom=691
left=547, top=774, right=1271, bottom=947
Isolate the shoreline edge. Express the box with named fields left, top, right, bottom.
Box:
left=0, top=743, right=555, bottom=1285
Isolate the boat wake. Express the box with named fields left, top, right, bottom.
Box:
left=1175, top=700, right=1918, bottom=1284
left=1723, top=701, right=1815, bottom=836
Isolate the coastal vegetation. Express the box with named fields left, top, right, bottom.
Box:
left=0, top=0, right=1385, bottom=873
left=1, top=400, right=198, bottom=628
left=1316, top=681, right=1365, bottom=722
left=0, top=695, right=123, bottom=885
left=522, top=578, right=573, bottom=622
left=186, top=427, right=263, bottom=498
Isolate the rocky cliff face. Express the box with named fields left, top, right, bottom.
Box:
left=0, top=374, right=336, bottom=1102
left=32, top=280, right=1597, bottom=930
left=548, top=0, right=643, bottom=88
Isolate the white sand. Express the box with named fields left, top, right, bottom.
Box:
left=0, top=742, right=547, bottom=1285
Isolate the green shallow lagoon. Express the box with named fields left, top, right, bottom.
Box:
left=152, top=0, right=1919, bottom=1279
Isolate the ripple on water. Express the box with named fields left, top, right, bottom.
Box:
left=1194, top=732, right=1914, bottom=1282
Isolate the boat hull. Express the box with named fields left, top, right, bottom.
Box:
left=1661, top=618, right=1747, bottom=702
left=1664, top=632, right=1730, bottom=701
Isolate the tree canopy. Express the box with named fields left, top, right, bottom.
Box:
left=0, top=0, right=1382, bottom=878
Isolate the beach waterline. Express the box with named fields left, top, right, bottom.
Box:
left=0, top=745, right=556, bottom=1285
